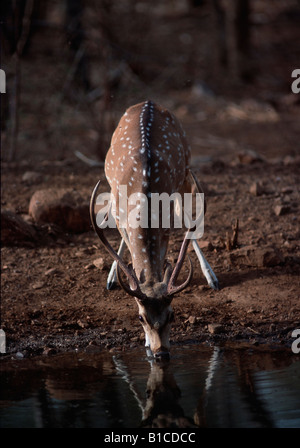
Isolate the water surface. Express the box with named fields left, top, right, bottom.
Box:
left=1, top=345, right=299, bottom=428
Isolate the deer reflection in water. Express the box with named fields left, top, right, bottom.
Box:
left=113, top=348, right=221, bottom=428
left=141, top=361, right=195, bottom=428
left=114, top=346, right=277, bottom=428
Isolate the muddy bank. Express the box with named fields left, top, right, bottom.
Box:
left=1, top=157, right=299, bottom=358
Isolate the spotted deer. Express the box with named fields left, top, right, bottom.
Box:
left=90, top=101, right=219, bottom=360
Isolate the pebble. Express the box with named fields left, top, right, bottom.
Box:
left=249, top=182, right=263, bottom=196
left=130, top=336, right=139, bottom=342
left=77, top=319, right=87, bottom=328
left=84, top=263, right=95, bottom=270
left=187, top=316, right=196, bottom=325
left=93, top=257, right=108, bottom=270
left=22, top=171, right=43, bottom=185
left=42, top=347, right=57, bottom=356
left=281, top=186, right=293, bottom=194
left=208, top=323, right=224, bottom=334
left=274, top=204, right=291, bottom=216
left=32, top=281, right=45, bottom=290
left=198, top=240, right=213, bottom=251
left=238, top=149, right=264, bottom=164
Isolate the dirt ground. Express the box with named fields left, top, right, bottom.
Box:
left=1, top=1, right=300, bottom=357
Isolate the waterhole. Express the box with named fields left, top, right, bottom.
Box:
left=1, top=345, right=299, bottom=428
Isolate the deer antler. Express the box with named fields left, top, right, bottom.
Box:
left=90, top=180, right=143, bottom=294
left=167, top=229, right=194, bottom=296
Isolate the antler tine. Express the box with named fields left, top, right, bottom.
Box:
left=167, top=226, right=195, bottom=297
left=168, top=255, right=193, bottom=297
left=90, top=180, right=141, bottom=293
left=116, top=262, right=147, bottom=301
left=167, top=170, right=205, bottom=296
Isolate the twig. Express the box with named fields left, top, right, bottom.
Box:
left=246, top=326, right=260, bottom=334
left=74, top=150, right=104, bottom=167
left=225, top=218, right=239, bottom=250
left=232, top=218, right=239, bottom=248
left=60, top=43, right=86, bottom=101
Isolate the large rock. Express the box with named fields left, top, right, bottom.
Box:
left=29, top=188, right=90, bottom=232
left=1, top=210, right=37, bottom=245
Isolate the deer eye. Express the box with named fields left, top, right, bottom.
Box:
left=138, top=315, right=144, bottom=323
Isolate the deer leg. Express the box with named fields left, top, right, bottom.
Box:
left=107, top=237, right=127, bottom=289
left=192, top=239, right=220, bottom=290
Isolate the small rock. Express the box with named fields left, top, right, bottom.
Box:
left=198, top=285, right=211, bottom=292
left=109, top=347, right=118, bottom=353
left=260, top=248, right=284, bottom=267
left=77, top=319, right=87, bottom=328
left=32, top=281, right=45, bottom=290
left=249, top=182, right=263, bottom=196
left=281, top=186, right=293, bottom=194
left=247, top=308, right=256, bottom=314
left=274, top=204, right=290, bottom=216
left=84, top=263, right=95, bottom=270
left=93, top=257, right=108, bottom=270
left=130, top=336, right=139, bottom=342
left=22, top=171, right=43, bottom=185
left=188, top=316, right=196, bottom=325
left=238, top=149, right=264, bottom=165
left=283, top=155, right=295, bottom=165
left=43, top=347, right=57, bottom=356
left=100, top=331, right=108, bottom=337
left=198, top=240, right=213, bottom=251
left=21, top=214, right=34, bottom=224
left=208, top=323, right=224, bottom=334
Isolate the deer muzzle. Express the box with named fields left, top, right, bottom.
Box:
left=154, top=349, right=170, bottom=361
